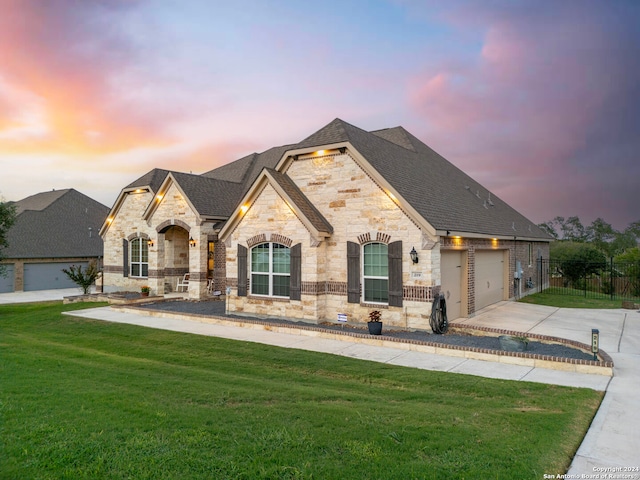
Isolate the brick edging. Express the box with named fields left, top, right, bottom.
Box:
left=447, top=322, right=614, bottom=367
left=112, top=303, right=614, bottom=370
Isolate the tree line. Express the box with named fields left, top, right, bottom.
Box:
left=539, top=216, right=640, bottom=259
left=538, top=217, right=640, bottom=295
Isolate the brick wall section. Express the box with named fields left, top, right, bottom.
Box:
left=441, top=237, right=550, bottom=316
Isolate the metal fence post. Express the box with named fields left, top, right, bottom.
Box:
left=610, top=257, right=614, bottom=301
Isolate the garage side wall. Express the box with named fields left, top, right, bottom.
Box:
left=441, top=237, right=549, bottom=316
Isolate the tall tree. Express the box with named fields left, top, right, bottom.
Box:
left=0, top=200, right=17, bottom=275
left=562, top=216, right=587, bottom=242
left=538, top=221, right=558, bottom=239
left=626, top=221, right=640, bottom=243
left=586, top=218, right=617, bottom=256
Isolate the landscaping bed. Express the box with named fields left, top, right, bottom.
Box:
left=137, top=300, right=597, bottom=362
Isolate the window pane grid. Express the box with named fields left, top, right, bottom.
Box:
left=250, top=243, right=290, bottom=297
left=363, top=242, right=388, bottom=304
left=130, top=238, right=149, bottom=278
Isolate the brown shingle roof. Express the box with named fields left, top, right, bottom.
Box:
left=169, top=172, right=244, bottom=218
left=292, top=119, right=550, bottom=240
left=125, top=168, right=172, bottom=194
left=6, top=189, right=109, bottom=259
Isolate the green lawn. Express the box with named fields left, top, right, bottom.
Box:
left=518, top=290, right=624, bottom=309
left=1, top=302, right=602, bottom=479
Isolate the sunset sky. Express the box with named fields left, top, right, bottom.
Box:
left=1, top=0, right=638, bottom=230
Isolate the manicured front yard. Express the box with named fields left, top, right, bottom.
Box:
left=1, top=302, right=602, bottom=479
left=518, top=290, right=624, bottom=308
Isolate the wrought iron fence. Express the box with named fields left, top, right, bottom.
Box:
left=537, top=258, right=640, bottom=301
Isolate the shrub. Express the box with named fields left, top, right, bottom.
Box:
left=62, top=261, right=100, bottom=294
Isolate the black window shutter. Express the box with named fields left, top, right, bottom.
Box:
left=388, top=240, right=403, bottom=307
left=347, top=241, right=360, bottom=303
left=237, top=245, right=247, bottom=297
left=123, top=239, right=129, bottom=277
left=290, top=243, right=301, bottom=300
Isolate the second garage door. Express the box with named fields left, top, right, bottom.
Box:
left=23, top=262, right=88, bottom=291
left=475, top=250, right=506, bottom=311
left=0, top=264, right=15, bottom=293
left=441, top=251, right=464, bottom=321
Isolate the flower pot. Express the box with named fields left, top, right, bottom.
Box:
left=367, top=321, right=383, bottom=335
left=141, top=292, right=149, bottom=297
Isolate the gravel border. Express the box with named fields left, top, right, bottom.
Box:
left=137, top=300, right=595, bottom=361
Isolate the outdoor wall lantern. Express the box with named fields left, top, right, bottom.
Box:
left=147, top=238, right=154, bottom=247
left=410, top=247, right=419, bottom=264
left=591, top=329, right=599, bottom=361
left=189, top=237, right=196, bottom=248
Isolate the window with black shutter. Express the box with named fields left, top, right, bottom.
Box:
left=347, top=241, right=360, bottom=303
left=122, top=239, right=129, bottom=277
left=237, top=244, right=247, bottom=296
left=388, top=240, right=403, bottom=307
left=290, top=243, right=301, bottom=300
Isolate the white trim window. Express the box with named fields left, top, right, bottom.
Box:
left=363, top=242, right=388, bottom=303
left=250, top=243, right=290, bottom=297
left=130, top=238, right=149, bottom=277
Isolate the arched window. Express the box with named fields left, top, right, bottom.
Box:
left=130, top=238, right=149, bottom=277
left=250, top=243, right=290, bottom=297
left=363, top=242, right=388, bottom=303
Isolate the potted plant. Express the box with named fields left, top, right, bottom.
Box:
left=141, top=285, right=151, bottom=297
left=367, top=310, right=383, bottom=335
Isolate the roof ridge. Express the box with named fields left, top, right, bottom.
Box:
left=239, top=152, right=260, bottom=187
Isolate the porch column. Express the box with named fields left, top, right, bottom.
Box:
left=149, top=232, right=165, bottom=295
left=188, top=227, right=209, bottom=300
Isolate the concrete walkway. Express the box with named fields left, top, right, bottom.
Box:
left=2, top=289, right=638, bottom=474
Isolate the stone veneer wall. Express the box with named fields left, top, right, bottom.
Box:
left=102, top=183, right=217, bottom=298
left=103, top=191, right=155, bottom=293
left=226, top=152, right=439, bottom=330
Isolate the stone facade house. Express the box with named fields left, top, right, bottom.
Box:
left=100, top=119, right=551, bottom=328
left=0, top=189, right=109, bottom=293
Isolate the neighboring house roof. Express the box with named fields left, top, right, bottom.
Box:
left=6, top=189, right=109, bottom=259
left=285, top=118, right=551, bottom=240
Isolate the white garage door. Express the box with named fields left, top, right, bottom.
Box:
left=23, top=262, right=88, bottom=291
left=475, top=250, right=505, bottom=311
left=0, top=264, right=15, bottom=293
left=441, top=251, right=463, bottom=321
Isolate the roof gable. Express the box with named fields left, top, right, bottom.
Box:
left=294, top=118, right=350, bottom=150
left=163, top=172, right=244, bottom=219
left=219, top=168, right=333, bottom=242
left=125, top=168, right=172, bottom=194
left=301, top=119, right=551, bottom=240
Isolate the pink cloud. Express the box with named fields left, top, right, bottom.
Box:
left=0, top=0, right=175, bottom=155
left=406, top=1, right=640, bottom=228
